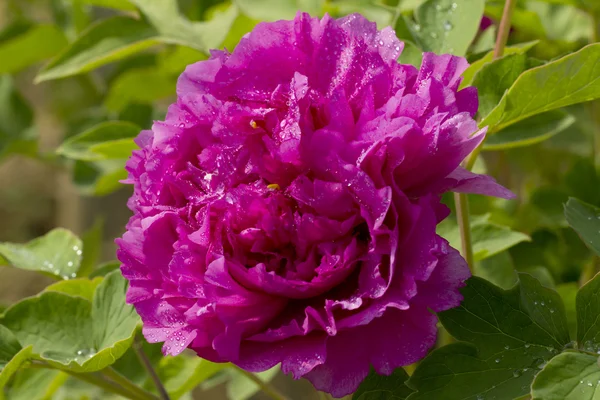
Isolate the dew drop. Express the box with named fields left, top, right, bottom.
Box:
left=443, top=21, right=453, bottom=31
left=495, top=358, right=500, bottom=363
left=70, top=273, right=76, bottom=278
left=451, top=3, right=458, bottom=10
left=525, top=344, right=531, bottom=348
left=378, top=40, right=384, bottom=46
left=414, top=24, right=421, bottom=32
left=513, top=370, right=521, bottom=378
left=541, top=301, right=545, bottom=306
left=67, top=261, right=73, bottom=267
left=504, top=345, right=510, bottom=350
left=430, top=32, right=438, bottom=39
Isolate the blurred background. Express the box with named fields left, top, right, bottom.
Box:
left=0, top=0, right=599, bottom=398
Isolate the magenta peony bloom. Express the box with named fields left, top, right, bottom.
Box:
left=117, top=12, right=513, bottom=397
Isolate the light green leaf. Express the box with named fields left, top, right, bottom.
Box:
left=0, top=325, right=21, bottom=370
left=81, top=0, right=136, bottom=11
left=0, top=228, right=82, bottom=280
left=353, top=368, right=414, bottom=400
left=577, top=272, right=600, bottom=351
left=474, top=53, right=529, bottom=119
left=0, top=75, right=36, bottom=159
left=36, top=17, right=161, bottom=82
left=557, top=283, right=578, bottom=342
left=105, top=68, right=177, bottom=111
left=484, top=110, right=576, bottom=151
left=58, top=121, right=140, bottom=161
left=461, top=41, right=538, bottom=88
left=45, top=277, right=103, bottom=301
left=235, top=0, right=324, bottom=21
left=408, top=274, right=570, bottom=399
left=0, top=346, right=33, bottom=393
left=157, top=356, right=228, bottom=399
left=78, top=219, right=104, bottom=277
left=481, top=44, right=600, bottom=132
left=89, top=261, right=121, bottom=279
left=5, top=368, right=68, bottom=400
left=414, top=0, right=485, bottom=56
left=227, top=366, right=280, bottom=400
left=398, top=41, right=423, bottom=69
left=2, top=271, right=139, bottom=373
left=0, top=25, right=67, bottom=74
left=528, top=2, right=592, bottom=42
left=131, top=0, right=239, bottom=51
left=437, top=214, right=530, bottom=262
left=531, top=352, right=600, bottom=400
left=565, top=198, right=600, bottom=257
left=474, top=251, right=518, bottom=290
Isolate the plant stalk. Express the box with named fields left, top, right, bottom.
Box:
left=493, top=0, right=517, bottom=59
left=133, top=336, right=171, bottom=400
left=454, top=0, right=517, bottom=271
left=103, top=367, right=161, bottom=400
left=231, top=365, right=289, bottom=400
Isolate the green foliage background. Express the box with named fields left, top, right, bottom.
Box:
left=1, top=0, right=600, bottom=399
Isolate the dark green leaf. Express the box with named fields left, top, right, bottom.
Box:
left=483, top=110, right=576, bottom=151
left=414, top=0, right=485, bottom=56
left=0, top=346, right=33, bottom=392
left=565, top=159, right=600, bottom=207
left=0, top=325, right=21, bottom=371
left=557, top=283, right=578, bottom=342
left=2, top=271, right=139, bottom=373
left=89, top=261, right=121, bottom=279
left=72, top=159, right=128, bottom=196
left=408, top=274, right=571, bottom=399
left=531, top=352, right=600, bottom=400
left=81, top=0, right=136, bottom=10
left=474, top=251, right=518, bottom=290
left=354, top=368, right=413, bottom=400
left=105, top=68, right=177, bottom=111
left=78, top=219, right=104, bottom=277
left=577, top=272, right=600, bottom=351
left=0, top=228, right=82, bottom=280
left=565, top=198, right=600, bottom=257
left=0, top=75, right=36, bottom=159
left=157, top=356, right=227, bottom=399
left=5, top=368, right=68, bottom=400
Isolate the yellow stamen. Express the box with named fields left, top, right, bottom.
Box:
left=267, top=183, right=280, bottom=190
left=250, top=120, right=258, bottom=129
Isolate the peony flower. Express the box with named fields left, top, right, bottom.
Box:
left=117, top=12, right=513, bottom=397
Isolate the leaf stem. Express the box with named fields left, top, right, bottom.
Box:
left=454, top=192, right=475, bottom=269
left=231, top=365, right=288, bottom=400
left=133, top=336, right=171, bottom=400
left=30, top=362, right=149, bottom=400
left=493, top=0, right=517, bottom=59
left=103, top=366, right=160, bottom=400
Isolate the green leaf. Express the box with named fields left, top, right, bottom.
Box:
left=36, top=16, right=161, bottom=82
left=577, top=272, right=600, bottom=351
left=437, top=214, right=530, bottom=262
left=461, top=41, right=539, bottom=88
left=0, top=25, right=67, bottom=74
left=565, top=198, right=600, bottom=257
left=483, top=110, right=576, bottom=150
left=353, top=368, right=414, bottom=400
left=45, top=277, right=103, bottom=301
left=58, top=121, right=140, bottom=161
left=473, top=53, right=529, bottom=119
left=0, top=75, right=36, bottom=159
left=0, top=228, right=83, bottom=280
left=398, top=41, right=423, bottom=69
left=531, top=352, right=600, bottom=400
left=481, top=44, right=600, bottom=132
left=414, top=0, right=485, bottom=56
left=565, top=159, right=600, bottom=208
left=72, top=159, right=128, bottom=196
left=2, top=271, right=139, bottom=373
left=157, top=356, right=228, bottom=399
left=408, top=274, right=571, bottom=399
left=227, top=366, right=280, bottom=400
left=485, top=5, right=546, bottom=38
